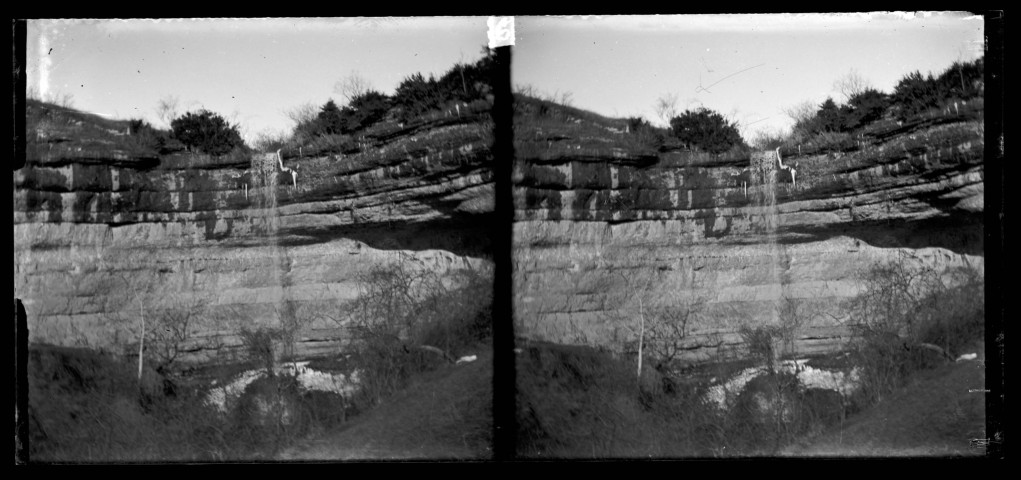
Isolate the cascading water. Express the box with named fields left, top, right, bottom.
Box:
left=250, top=152, right=291, bottom=352
left=753, top=149, right=785, bottom=331
left=204, top=153, right=359, bottom=413
left=701, top=157, right=862, bottom=408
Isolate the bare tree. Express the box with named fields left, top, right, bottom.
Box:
left=642, top=294, right=712, bottom=372
left=155, top=95, right=180, bottom=127
left=833, top=69, right=872, bottom=104
left=781, top=99, right=818, bottom=140
left=846, top=252, right=983, bottom=405
left=251, top=129, right=289, bottom=153
left=339, top=252, right=492, bottom=405
left=781, top=100, right=816, bottom=126
left=145, top=295, right=207, bottom=374
left=609, top=266, right=715, bottom=379
left=774, top=293, right=820, bottom=358
left=333, top=71, right=373, bottom=105
left=750, top=127, right=790, bottom=150
left=615, top=271, right=650, bottom=379
left=227, top=109, right=249, bottom=147
left=283, top=101, right=318, bottom=127
left=112, top=274, right=158, bottom=382
left=654, top=93, right=679, bottom=125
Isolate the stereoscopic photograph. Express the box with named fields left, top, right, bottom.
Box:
left=14, top=13, right=998, bottom=463
left=510, top=13, right=990, bottom=458
left=15, top=17, right=496, bottom=462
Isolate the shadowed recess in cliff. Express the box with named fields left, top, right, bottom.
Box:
left=276, top=214, right=493, bottom=257
left=778, top=214, right=984, bottom=256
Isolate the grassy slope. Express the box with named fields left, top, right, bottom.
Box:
left=783, top=340, right=987, bottom=457
left=278, top=345, right=493, bottom=461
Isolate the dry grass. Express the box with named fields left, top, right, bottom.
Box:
left=26, top=100, right=161, bottom=166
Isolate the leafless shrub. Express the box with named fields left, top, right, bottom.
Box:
left=250, top=129, right=290, bottom=153
left=607, top=266, right=716, bottom=381
left=155, top=95, right=180, bottom=128
left=339, top=253, right=492, bottom=407
left=774, top=294, right=818, bottom=358
left=847, top=252, right=984, bottom=407
left=781, top=100, right=817, bottom=138
left=236, top=326, right=282, bottom=376
left=750, top=128, right=791, bottom=150
left=833, top=68, right=873, bottom=104
left=738, top=324, right=783, bottom=372
left=556, top=91, right=574, bottom=107
left=513, top=83, right=575, bottom=108
left=654, top=93, right=679, bottom=126
left=144, top=296, right=206, bottom=375
left=45, top=91, right=75, bottom=108
left=333, top=71, right=373, bottom=105
left=284, top=101, right=318, bottom=127
left=513, top=83, right=539, bottom=97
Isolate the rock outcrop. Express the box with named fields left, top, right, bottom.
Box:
left=513, top=100, right=984, bottom=362
left=15, top=101, right=494, bottom=365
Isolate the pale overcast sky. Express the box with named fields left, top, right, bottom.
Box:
left=513, top=13, right=985, bottom=140
left=26, top=17, right=490, bottom=142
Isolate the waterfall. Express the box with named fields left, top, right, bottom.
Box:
left=250, top=152, right=292, bottom=357
left=753, top=150, right=786, bottom=329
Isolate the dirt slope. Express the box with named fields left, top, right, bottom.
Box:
left=783, top=341, right=987, bottom=457
left=277, top=346, right=493, bottom=461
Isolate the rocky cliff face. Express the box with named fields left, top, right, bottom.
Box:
left=513, top=101, right=984, bottom=361
left=15, top=102, right=494, bottom=364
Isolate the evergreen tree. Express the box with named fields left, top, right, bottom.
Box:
left=845, top=89, right=890, bottom=129
left=317, top=100, right=345, bottom=135
left=668, top=108, right=745, bottom=154
left=170, top=110, right=245, bottom=155
left=892, top=71, right=942, bottom=120
left=812, top=98, right=852, bottom=133
left=347, top=90, right=392, bottom=130
left=393, top=73, right=444, bottom=122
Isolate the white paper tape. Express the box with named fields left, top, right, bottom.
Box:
left=487, top=16, right=515, bottom=48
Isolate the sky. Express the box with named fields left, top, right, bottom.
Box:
left=26, top=18, right=490, bottom=143
left=25, top=15, right=985, bottom=144
left=513, top=13, right=985, bottom=140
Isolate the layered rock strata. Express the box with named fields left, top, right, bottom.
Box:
left=513, top=107, right=984, bottom=362
left=15, top=104, right=494, bottom=365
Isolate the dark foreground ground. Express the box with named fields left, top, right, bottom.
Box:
left=277, top=345, right=493, bottom=461
left=782, top=340, right=986, bottom=457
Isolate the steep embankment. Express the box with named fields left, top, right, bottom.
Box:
left=14, top=101, right=494, bottom=364
left=513, top=99, right=984, bottom=361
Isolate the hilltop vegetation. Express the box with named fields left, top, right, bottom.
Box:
left=757, top=56, right=984, bottom=149
left=278, top=48, right=496, bottom=157
left=25, top=48, right=497, bottom=166
left=513, top=56, right=984, bottom=161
